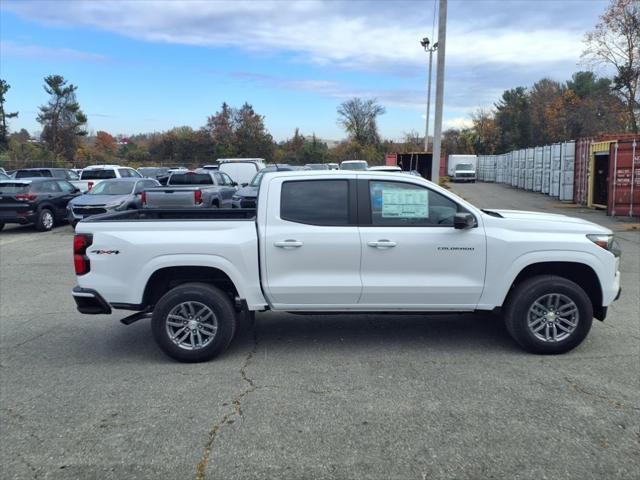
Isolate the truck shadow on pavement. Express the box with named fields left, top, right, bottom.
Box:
left=97, top=311, right=520, bottom=363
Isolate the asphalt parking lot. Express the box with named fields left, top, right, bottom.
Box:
left=1, top=182, right=638, bottom=480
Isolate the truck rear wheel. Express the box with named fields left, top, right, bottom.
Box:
left=504, top=275, right=593, bottom=354
left=151, top=282, right=236, bottom=362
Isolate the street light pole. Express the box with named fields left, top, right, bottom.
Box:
left=431, top=0, right=447, bottom=183
left=421, top=38, right=438, bottom=153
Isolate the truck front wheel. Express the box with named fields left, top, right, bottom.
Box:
left=151, top=282, right=236, bottom=362
left=504, top=275, right=593, bottom=354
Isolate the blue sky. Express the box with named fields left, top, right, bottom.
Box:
left=1, top=0, right=608, bottom=142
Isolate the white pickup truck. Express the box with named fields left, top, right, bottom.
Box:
left=72, top=171, right=621, bottom=362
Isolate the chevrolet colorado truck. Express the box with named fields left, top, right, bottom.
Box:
left=71, top=171, right=621, bottom=362
left=143, top=170, right=237, bottom=209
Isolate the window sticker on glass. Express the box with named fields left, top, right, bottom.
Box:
left=381, top=186, right=428, bottom=218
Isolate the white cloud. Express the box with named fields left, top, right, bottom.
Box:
left=3, top=0, right=589, bottom=71
left=444, top=117, right=473, bottom=130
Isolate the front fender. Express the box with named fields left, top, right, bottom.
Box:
left=478, top=250, right=607, bottom=309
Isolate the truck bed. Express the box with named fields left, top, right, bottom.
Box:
left=81, top=208, right=256, bottom=223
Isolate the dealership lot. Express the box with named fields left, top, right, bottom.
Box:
left=1, top=182, right=638, bottom=479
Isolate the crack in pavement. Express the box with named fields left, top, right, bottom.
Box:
left=195, top=327, right=259, bottom=480
left=564, top=376, right=640, bottom=411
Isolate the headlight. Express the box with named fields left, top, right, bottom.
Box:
left=587, top=234, right=621, bottom=257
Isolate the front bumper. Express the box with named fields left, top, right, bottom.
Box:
left=72, top=286, right=112, bottom=314
left=231, top=197, right=257, bottom=209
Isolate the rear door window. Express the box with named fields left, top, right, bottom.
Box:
left=56, top=181, right=76, bottom=193
left=15, top=170, right=49, bottom=178
left=34, top=181, right=62, bottom=193
left=280, top=180, right=350, bottom=226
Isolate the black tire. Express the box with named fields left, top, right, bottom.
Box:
left=0, top=222, right=4, bottom=231
left=504, top=275, right=593, bottom=354
left=151, top=282, right=236, bottom=362
left=35, top=208, right=55, bottom=232
left=211, top=200, right=219, bottom=208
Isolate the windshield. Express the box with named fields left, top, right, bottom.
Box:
left=455, top=163, right=474, bottom=171
left=89, top=181, right=134, bottom=195
left=81, top=169, right=117, bottom=180
left=249, top=171, right=266, bottom=187
left=341, top=162, right=368, bottom=171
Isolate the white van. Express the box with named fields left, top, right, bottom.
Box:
left=218, top=159, right=266, bottom=186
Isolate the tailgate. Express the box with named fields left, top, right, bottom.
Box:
left=145, top=188, right=197, bottom=208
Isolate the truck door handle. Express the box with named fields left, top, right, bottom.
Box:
left=274, top=240, right=303, bottom=248
left=368, top=240, right=397, bottom=248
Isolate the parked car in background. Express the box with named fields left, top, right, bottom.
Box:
left=201, top=165, right=219, bottom=171
left=231, top=165, right=295, bottom=209
left=327, top=163, right=339, bottom=170
left=218, top=158, right=266, bottom=186
left=67, top=177, right=160, bottom=226
left=0, top=171, right=9, bottom=180
left=13, top=168, right=84, bottom=191
left=138, top=167, right=170, bottom=180
left=0, top=178, right=81, bottom=231
left=340, top=160, right=369, bottom=170
left=369, top=166, right=402, bottom=172
left=76, top=165, right=142, bottom=192
left=305, top=163, right=331, bottom=170
left=143, top=170, right=237, bottom=209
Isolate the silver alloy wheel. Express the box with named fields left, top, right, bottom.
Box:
left=527, top=293, right=579, bottom=342
left=42, top=211, right=54, bottom=230
left=165, top=301, right=218, bottom=350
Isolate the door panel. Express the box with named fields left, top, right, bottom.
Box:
left=263, top=178, right=361, bottom=307
left=358, top=179, right=486, bottom=309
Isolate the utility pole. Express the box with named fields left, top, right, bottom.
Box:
left=420, top=38, right=438, bottom=153
left=431, top=0, right=447, bottom=183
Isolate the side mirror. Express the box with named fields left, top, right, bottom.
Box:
left=453, top=212, right=475, bottom=229
left=73, top=188, right=81, bottom=194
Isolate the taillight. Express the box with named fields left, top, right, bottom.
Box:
left=73, top=234, right=93, bottom=275
left=87, top=181, right=94, bottom=191
left=141, top=191, right=146, bottom=205
left=194, top=190, right=202, bottom=205
left=15, top=193, right=37, bottom=201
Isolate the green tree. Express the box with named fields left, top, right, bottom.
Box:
left=37, top=75, right=88, bottom=162
left=232, top=103, right=274, bottom=159
left=205, top=102, right=235, bottom=157
left=495, top=87, right=531, bottom=150
left=0, top=79, right=19, bottom=151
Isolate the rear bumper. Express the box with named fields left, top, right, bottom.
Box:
left=72, top=286, right=112, bottom=314
left=0, top=210, right=37, bottom=224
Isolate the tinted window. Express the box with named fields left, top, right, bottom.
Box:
left=51, top=169, right=66, bottom=179
left=281, top=180, right=349, bottom=226
left=129, top=169, right=142, bottom=178
left=169, top=173, right=213, bottom=185
left=15, top=169, right=50, bottom=178
left=369, top=181, right=459, bottom=226
left=118, top=168, right=131, bottom=178
left=0, top=183, right=29, bottom=194
left=81, top=169, right=116, bottom=180
left=66, top=170, right=80, bottom=180
left=33, top=181, right=61, bottom=193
